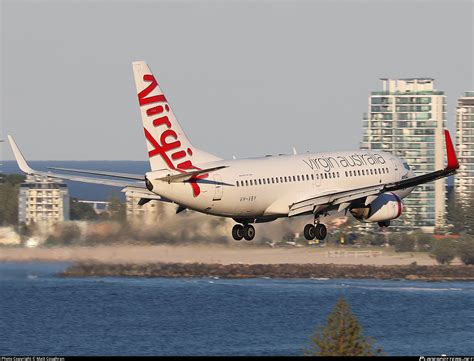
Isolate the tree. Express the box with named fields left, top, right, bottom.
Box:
left=457, top=237, right=474, bottom=265
left=446, top=189, right=474, bottom=235
left=107, top=194, right=126, bottom=221
left=305, top=297, right=382, bottom=356
left=70, top=198, right=98, bottom=220
left=430, top=238, right=456, bottom=265
left=393, top=237, right=415, bottom=252
left=368, top=233, right=386, bottom=246
left=411, top=230, right=432, bottom=251
left=0, top=173, right=25, bottom=226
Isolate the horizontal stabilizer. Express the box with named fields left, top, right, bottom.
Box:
left=155, top=165, right=228, bottom=183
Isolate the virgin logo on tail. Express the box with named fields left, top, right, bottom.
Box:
left=138, top=74, right=207, bottom=197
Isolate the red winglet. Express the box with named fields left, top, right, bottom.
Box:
left=445, top=130, right=459, bottom=170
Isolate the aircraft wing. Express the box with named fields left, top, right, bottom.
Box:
left=47, top=167, right=144, bottom=181
left=288, top=130, right=459, bottom=218
left=8, top=135, right=143, bottom=188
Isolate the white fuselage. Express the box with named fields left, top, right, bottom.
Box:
left=146, top=150, right=415, bottom=220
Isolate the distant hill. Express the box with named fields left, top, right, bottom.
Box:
left=0, top=160, right=149, bottom=201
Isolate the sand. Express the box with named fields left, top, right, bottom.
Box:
left=0, top=244, right=442, bottom=265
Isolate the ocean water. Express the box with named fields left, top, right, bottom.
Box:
left=0, top=262, right=473, bottom=356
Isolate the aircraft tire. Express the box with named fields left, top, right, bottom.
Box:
left=315, top=224, right=327, bottom=240
left=304, top=224, right=316, bottom=240
left=232, top=224, right=244, bottom=241
left=243, top=225, right=255, bottom=241
left=378, top=220, right=390, bottom=228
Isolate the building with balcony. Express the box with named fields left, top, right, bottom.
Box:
left=454, top=91, right=474, bottom=206
left=360, top=78, right=446, bottom=232
left=18, top=174, right=70, bottom=228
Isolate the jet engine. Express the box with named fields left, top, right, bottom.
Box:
left=350, top=193, right=403, bottom=222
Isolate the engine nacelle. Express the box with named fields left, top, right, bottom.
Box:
left=350, top=193, right=403, bottom=222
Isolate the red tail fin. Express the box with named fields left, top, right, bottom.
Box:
left=445, top=130, right=459, bottom=170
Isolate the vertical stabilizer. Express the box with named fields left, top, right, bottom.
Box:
left=132, top=61, right=221, bottom=171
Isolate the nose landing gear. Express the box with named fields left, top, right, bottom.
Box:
left=232, top=224, right=255, bottom=241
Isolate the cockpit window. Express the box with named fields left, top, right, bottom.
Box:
left=403, top=162, right=410, bottom=170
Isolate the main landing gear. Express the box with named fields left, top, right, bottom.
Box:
left=303, top=220, right=327, bottom=241
left=378, top=220, right=391, bottom=228
left=232, top=224, right=255, bottom=241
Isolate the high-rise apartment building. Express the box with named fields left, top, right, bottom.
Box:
left=361, top=78, right=446, bottom=232
left=18, top=175, right=70, bottom=228
left=455, top=91, right=474, bottom=206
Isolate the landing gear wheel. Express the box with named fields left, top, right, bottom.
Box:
left=315, top=224, right=327, bottom=240
left=243, top=225, right=255, bottom=241
left=304, top=224, right=316, bottom=240
left=378, top=220, right=390, bottom=228
left=232, top=224, right=244, bottom=241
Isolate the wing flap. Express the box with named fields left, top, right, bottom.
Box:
left=289, top=185, right=384, bottom=217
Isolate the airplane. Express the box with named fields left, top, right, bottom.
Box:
left=8, top=61, right=459, bottom=241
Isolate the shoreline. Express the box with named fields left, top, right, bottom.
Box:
left=0, top=244, right=445, bottom=266
left=59, top=262, right=474, bottom=281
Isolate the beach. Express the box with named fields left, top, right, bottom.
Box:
left=0, top=244, right=444, bottom=265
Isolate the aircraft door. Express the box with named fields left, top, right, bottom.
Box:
left=314, top=170, right=321, bottom=187
left=213, top=174, right=223, bottom=201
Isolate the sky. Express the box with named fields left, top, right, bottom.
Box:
left=1, top=0, right=473, bottom=161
